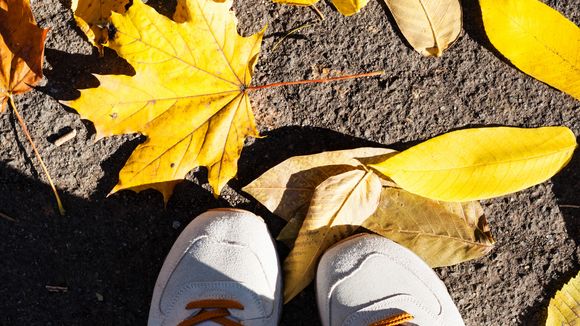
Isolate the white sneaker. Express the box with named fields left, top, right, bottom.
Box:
left=316, top=234, right=465, bottom=326
left=148, top=208, right=282, bottom=326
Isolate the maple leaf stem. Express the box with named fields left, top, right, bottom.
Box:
left=246, top=70, right=384, bottom=91
left=8, top=95, right=65, bottom=216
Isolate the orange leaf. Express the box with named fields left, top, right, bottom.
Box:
left=0, top=0, right=48, bottom=110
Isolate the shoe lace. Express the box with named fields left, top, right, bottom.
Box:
left=370, top=311, right=414, bottom=326
left=177, top=299, right=245, bottom=326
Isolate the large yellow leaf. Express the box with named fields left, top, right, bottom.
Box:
left=65, top=0, right=264, bottom=199
left=383, top=0, right=462, bottom=57
left=71, top=0, right=129, bottom=53
left=480, top=0, right=580, bottom=100
left=546, top=271, right=580, bottom=326
left=362, top=187, right=494, bottom=267
left=242, top=147, right=395, bottom=221
left=283, top=169, right=382, bottom=303
left=369, top=127, right=577, bottom=202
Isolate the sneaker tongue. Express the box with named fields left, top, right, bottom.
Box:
left=161, top=281, right=267, bottom=324
left=342, top=295, right=443, bottom=326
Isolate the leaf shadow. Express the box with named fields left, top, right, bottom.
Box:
left=551, top=136, right=579, bottom=246
left=321, top=0, right=339, bottom=15
left=460, top=0, right=519, bottom=70
left=235, top=125, right=404, bottom=189
left=264, top=30, right=309, bottom=42
left=144, top=0, right=177, bottom=18
left=92, top=135, right=144, bottom=199
left=519, top=267, right=579, bottom=324
left=40, top=47, right=135, bottom=102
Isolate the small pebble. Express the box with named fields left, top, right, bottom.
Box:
left=172, top=221, right=181, bottom=229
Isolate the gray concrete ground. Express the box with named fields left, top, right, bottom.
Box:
left=0, top=0, right=578, bottom=324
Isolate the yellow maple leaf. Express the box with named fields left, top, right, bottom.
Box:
left=65, top=0, right=264, bottom=199
left=71, top=0, right=129, bottom=54
left=480, top=0, right=580, bottom=100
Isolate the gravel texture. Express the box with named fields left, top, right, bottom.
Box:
left=0, top=0, right=578, bottom=324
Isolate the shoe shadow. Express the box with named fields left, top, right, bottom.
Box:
left=0, top=160, right=281, bottom=323
left=0, top=162, right=172, bottom=324
left=1, top=125, right=388, bottom=324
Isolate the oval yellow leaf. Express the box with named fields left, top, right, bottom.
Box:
left=362, top=187, right=494, bottom=267
left=546, top=271, right=580, bottom=326
left=369, top=127, right=577, bottom=201
left=383, top=0, right=462, bottom=56
left=480, top=0, right=580, bottom=100
left=283, top=169, right=382, bottom=303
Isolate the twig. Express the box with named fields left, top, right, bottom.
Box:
left=8, top=95, right=65, bottom=216
left=0, top=211, right=16, bottom=222
left=559, top=204, right=580, bottom=209
left=53, top=129, right=77, bottom=147
left=271, top=3, right=325, bottom=52
left=271, top=20, right=319, bottom=52
left=45, top=285, right=68, bottom=293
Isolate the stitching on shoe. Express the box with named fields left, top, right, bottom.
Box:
left=327, top=252, right=444, bottom=324
left=161, top=239, right=272, bottom=321
left=158, top=235, right=209, bottom=314
left=161, top=235, right=275, bottom=312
